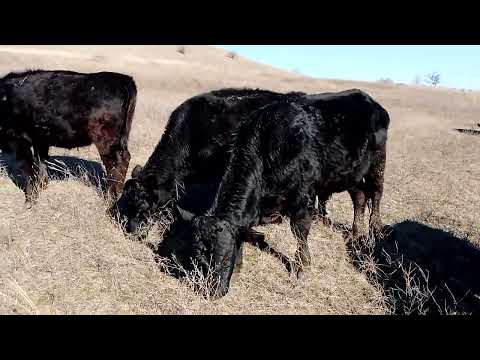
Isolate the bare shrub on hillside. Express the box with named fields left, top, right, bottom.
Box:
left=425, top=72, right=441, bottom=86
left=177, top=46, right=186, bottom=55
left=226, top=51, right=237, bottom=60
left=378, top=78, right=395, bottom=85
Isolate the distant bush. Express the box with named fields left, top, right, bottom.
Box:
left=425, top=72, right=441, bottom=86
left=177, top=46, right=186, bottom=55
left=377, top=78, right=395, bottom=85
left=226, top=51, right=237, bottom=60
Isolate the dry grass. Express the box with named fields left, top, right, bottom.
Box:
left=0, top=45, right=479, bottom=314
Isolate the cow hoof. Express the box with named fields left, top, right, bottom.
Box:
left=296, top=269, right=309, bottom=285
left=24, top=199, right=36, bottom=209
left=321, top=216, right=332, bottom=227
left=271, top=215, right=283, bottom=224
left=284, top=260, right=293, bottom=274
left=312, top=213, right=332, bottom=227
left=231, top=269, right=241, bottom=282
left=369, top=223, right=384, bottom=239
left=350, top=234, right=367, bottom=244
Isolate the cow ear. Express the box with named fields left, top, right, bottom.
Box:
left=131, top=165, right=143, bottom=178
left=176, top=206, right=195, bottom=222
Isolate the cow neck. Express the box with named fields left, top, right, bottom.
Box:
left=208, top=141, right=263, bottom=229
left=141, top=136, right=189, bottom=190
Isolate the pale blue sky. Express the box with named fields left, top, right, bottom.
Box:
left=218, top=46, right=480, bottom=90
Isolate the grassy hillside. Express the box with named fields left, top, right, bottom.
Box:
left=0, top=45, right=478, bottom=314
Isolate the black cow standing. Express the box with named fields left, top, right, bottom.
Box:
left=163, top=89, right=390, bottom=299
left=0, top=70, right=137, bottom=204
left=111, top=88, right=330, bottom=237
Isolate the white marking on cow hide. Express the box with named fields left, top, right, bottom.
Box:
left=17, top=77, right=28, bottom=87
left=1, top=95, right=6, bottom=101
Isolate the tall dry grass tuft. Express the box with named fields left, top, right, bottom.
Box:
left=156, top=255, right=224, bottom=301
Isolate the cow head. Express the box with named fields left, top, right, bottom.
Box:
left=159, top=207, right=239, bottom=299
left=109, top=164, right=174, bottom=238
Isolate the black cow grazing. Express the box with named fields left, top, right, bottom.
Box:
left=110, top=88, right=331, bottom=237
left=165, top=89, right=390, bottom=299
left=0, top=70, right=137, bottom=204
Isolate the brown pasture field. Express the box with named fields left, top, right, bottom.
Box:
left=0, top=45, right=478, bottom=314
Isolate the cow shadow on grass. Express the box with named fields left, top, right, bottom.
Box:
left=0, top=151, right=107, bottom=194
left=346, top=220, right=480, bottom=315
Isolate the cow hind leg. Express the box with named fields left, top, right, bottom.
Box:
left=97, top=144, right=131, bottom=199
left=233, top=242, right=244, bottom=274
left=364, top=149, right=386, bottom=237
left=314, top=194, right=332, bottom=227
left=348, top=187, right=367, bottom=240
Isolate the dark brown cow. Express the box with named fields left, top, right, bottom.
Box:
left=0, top=70, right=137, bottom=204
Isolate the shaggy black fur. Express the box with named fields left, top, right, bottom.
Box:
left=165, top=89, right=390, bottom=298
left=0, top=69, right=137, bottom=203
left=110, top=88, right=318, bottom=237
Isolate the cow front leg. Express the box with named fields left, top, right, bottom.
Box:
left=33, top=144, right=49, bottom=190
left=99, top=147, right=131, bottom=199
left=15, top=144, right=38, bottom=206
left=245, top=229, right=292, bottom=273
left=365, top=149, right=386, bottom=237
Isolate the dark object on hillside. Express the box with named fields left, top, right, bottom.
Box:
left=454, top=128, right=480, bottom=136
left=347, top=221, right=480, bottom=315
left=0, top=70, right=137, bottom=204
left=166, top=89, right=390, bottom=299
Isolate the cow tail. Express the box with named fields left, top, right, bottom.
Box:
left=120, top=76, right=137, bottom=150
left=370, top=103, right=390, bottom=151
